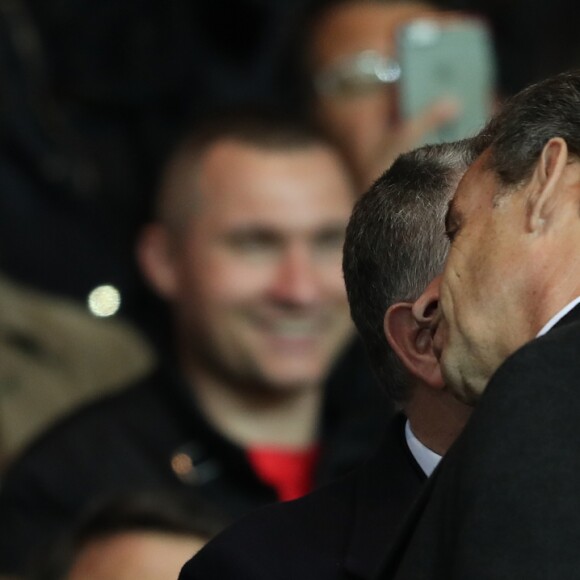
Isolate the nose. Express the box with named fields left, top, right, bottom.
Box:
left=412, top=276, right=441, bottom=329
left=269, top=244, right=320, bottom=306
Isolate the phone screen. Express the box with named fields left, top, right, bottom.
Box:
left=396, top=17, right=495, bottom=145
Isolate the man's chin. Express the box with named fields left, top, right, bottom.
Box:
left=454, top=385, right=482, bottom=407
left=442, top=364, right=484, bottom=408
left=262, top=367, right=325, bottom=393
left=234, top=361, right=326, bottom=396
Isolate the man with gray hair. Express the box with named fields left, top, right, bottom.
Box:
left=178, top=138, right=481, bottom=580
left=376, top=69, right=580, bottom=579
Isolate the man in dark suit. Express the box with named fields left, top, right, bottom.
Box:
left=375, top=70, right=580, bottom=579
left=178, top=139, right=481, bottom=579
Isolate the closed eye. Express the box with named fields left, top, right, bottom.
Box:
left=444, top=227, right=458, bottom=243
left=444, top=199, right=462, bottom=244
left=224, top=229, right=281, bottom=256
left=314, top=227, right=345, bottom=251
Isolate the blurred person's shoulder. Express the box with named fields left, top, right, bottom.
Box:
left=0, top=272, right=155, bottom=465
left=0, top=366, right=182, bottom=498
left=0, top=272, right=154, bottom=386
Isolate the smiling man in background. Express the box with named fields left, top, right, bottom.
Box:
left=0, top=112, right=391, bottom=576
left=178, top=138, right=480, bottom=580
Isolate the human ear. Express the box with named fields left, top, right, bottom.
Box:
left=136, top=223, right=179, bottom=299
left=384, top=300, right=443, bottom=390
left=526, top=137, right=570, bottom=233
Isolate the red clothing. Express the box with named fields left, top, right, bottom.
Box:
left=247, top=445, right=320, bottom=501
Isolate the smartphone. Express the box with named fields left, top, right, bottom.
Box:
left=396, top=17, right=495, bottom=145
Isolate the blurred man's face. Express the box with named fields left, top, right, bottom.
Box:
left=433, top=151, right=536, bottom=404
left=310, top=1, right=434, bottom=181
left=168, top=139, right=354, bottom=394
left=67, top=531, right=205, bottom=580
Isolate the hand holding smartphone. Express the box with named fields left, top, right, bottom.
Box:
left=396, top=16, right=496, bottom=145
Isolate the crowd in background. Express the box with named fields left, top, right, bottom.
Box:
left=1, top=0, right=578, bottom=339
left=0, top=0, right=578, bottom=578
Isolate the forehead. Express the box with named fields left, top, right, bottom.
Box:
left=193, top=139, right=355, bottom=228
left=449, top=150, right=496, bottom=217
left=311, top=1, right=434, bottom=66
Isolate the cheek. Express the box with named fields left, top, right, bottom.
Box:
left=440, top=263, right=475, bottom=336
left=469, top=244, right=511, bottom=296
left=313, top=259, right=349, bottom=302
left=446, top=234, right=491, bottom=296
left=317, top=95, right=393, bottom=144
left=327, top=277, right=349, bottom=304
left=195, top=258, right=277, bottom=305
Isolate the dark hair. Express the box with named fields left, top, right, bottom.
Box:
left=483, top=70, right=580, bottom=189
left=156, top=109, right=353, bottom=230
left=343, top=139, right=483, bottom=401
left=26, top=490, right=231, bottom=580
left=153, top=108, right=354, bottom=229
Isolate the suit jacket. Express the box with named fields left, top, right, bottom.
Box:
left=375, top=305, right=580, bottom=580
left=179, top=414, right=425, bottom=580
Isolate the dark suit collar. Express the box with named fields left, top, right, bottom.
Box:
left=552, top=301, right=580, bottom=331
left=344, top=413, right=426, bottom=579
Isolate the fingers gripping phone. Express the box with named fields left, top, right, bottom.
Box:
left=396, top=17, right=496, bottom=145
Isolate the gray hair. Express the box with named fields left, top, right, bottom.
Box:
left=482, top=70, right=580, bottom=192
left=342, top=139, right=484, bottom=402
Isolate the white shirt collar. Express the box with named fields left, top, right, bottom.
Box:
left=404, top=419, right=442, bottom=477
left=402, top=298, right=580, bottom=478
left=536, top=296, right=580, bottom=337
left=403, top=297, right=580, bottom=476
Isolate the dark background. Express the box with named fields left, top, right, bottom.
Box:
left=0, top=0, right=576, bottom=347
